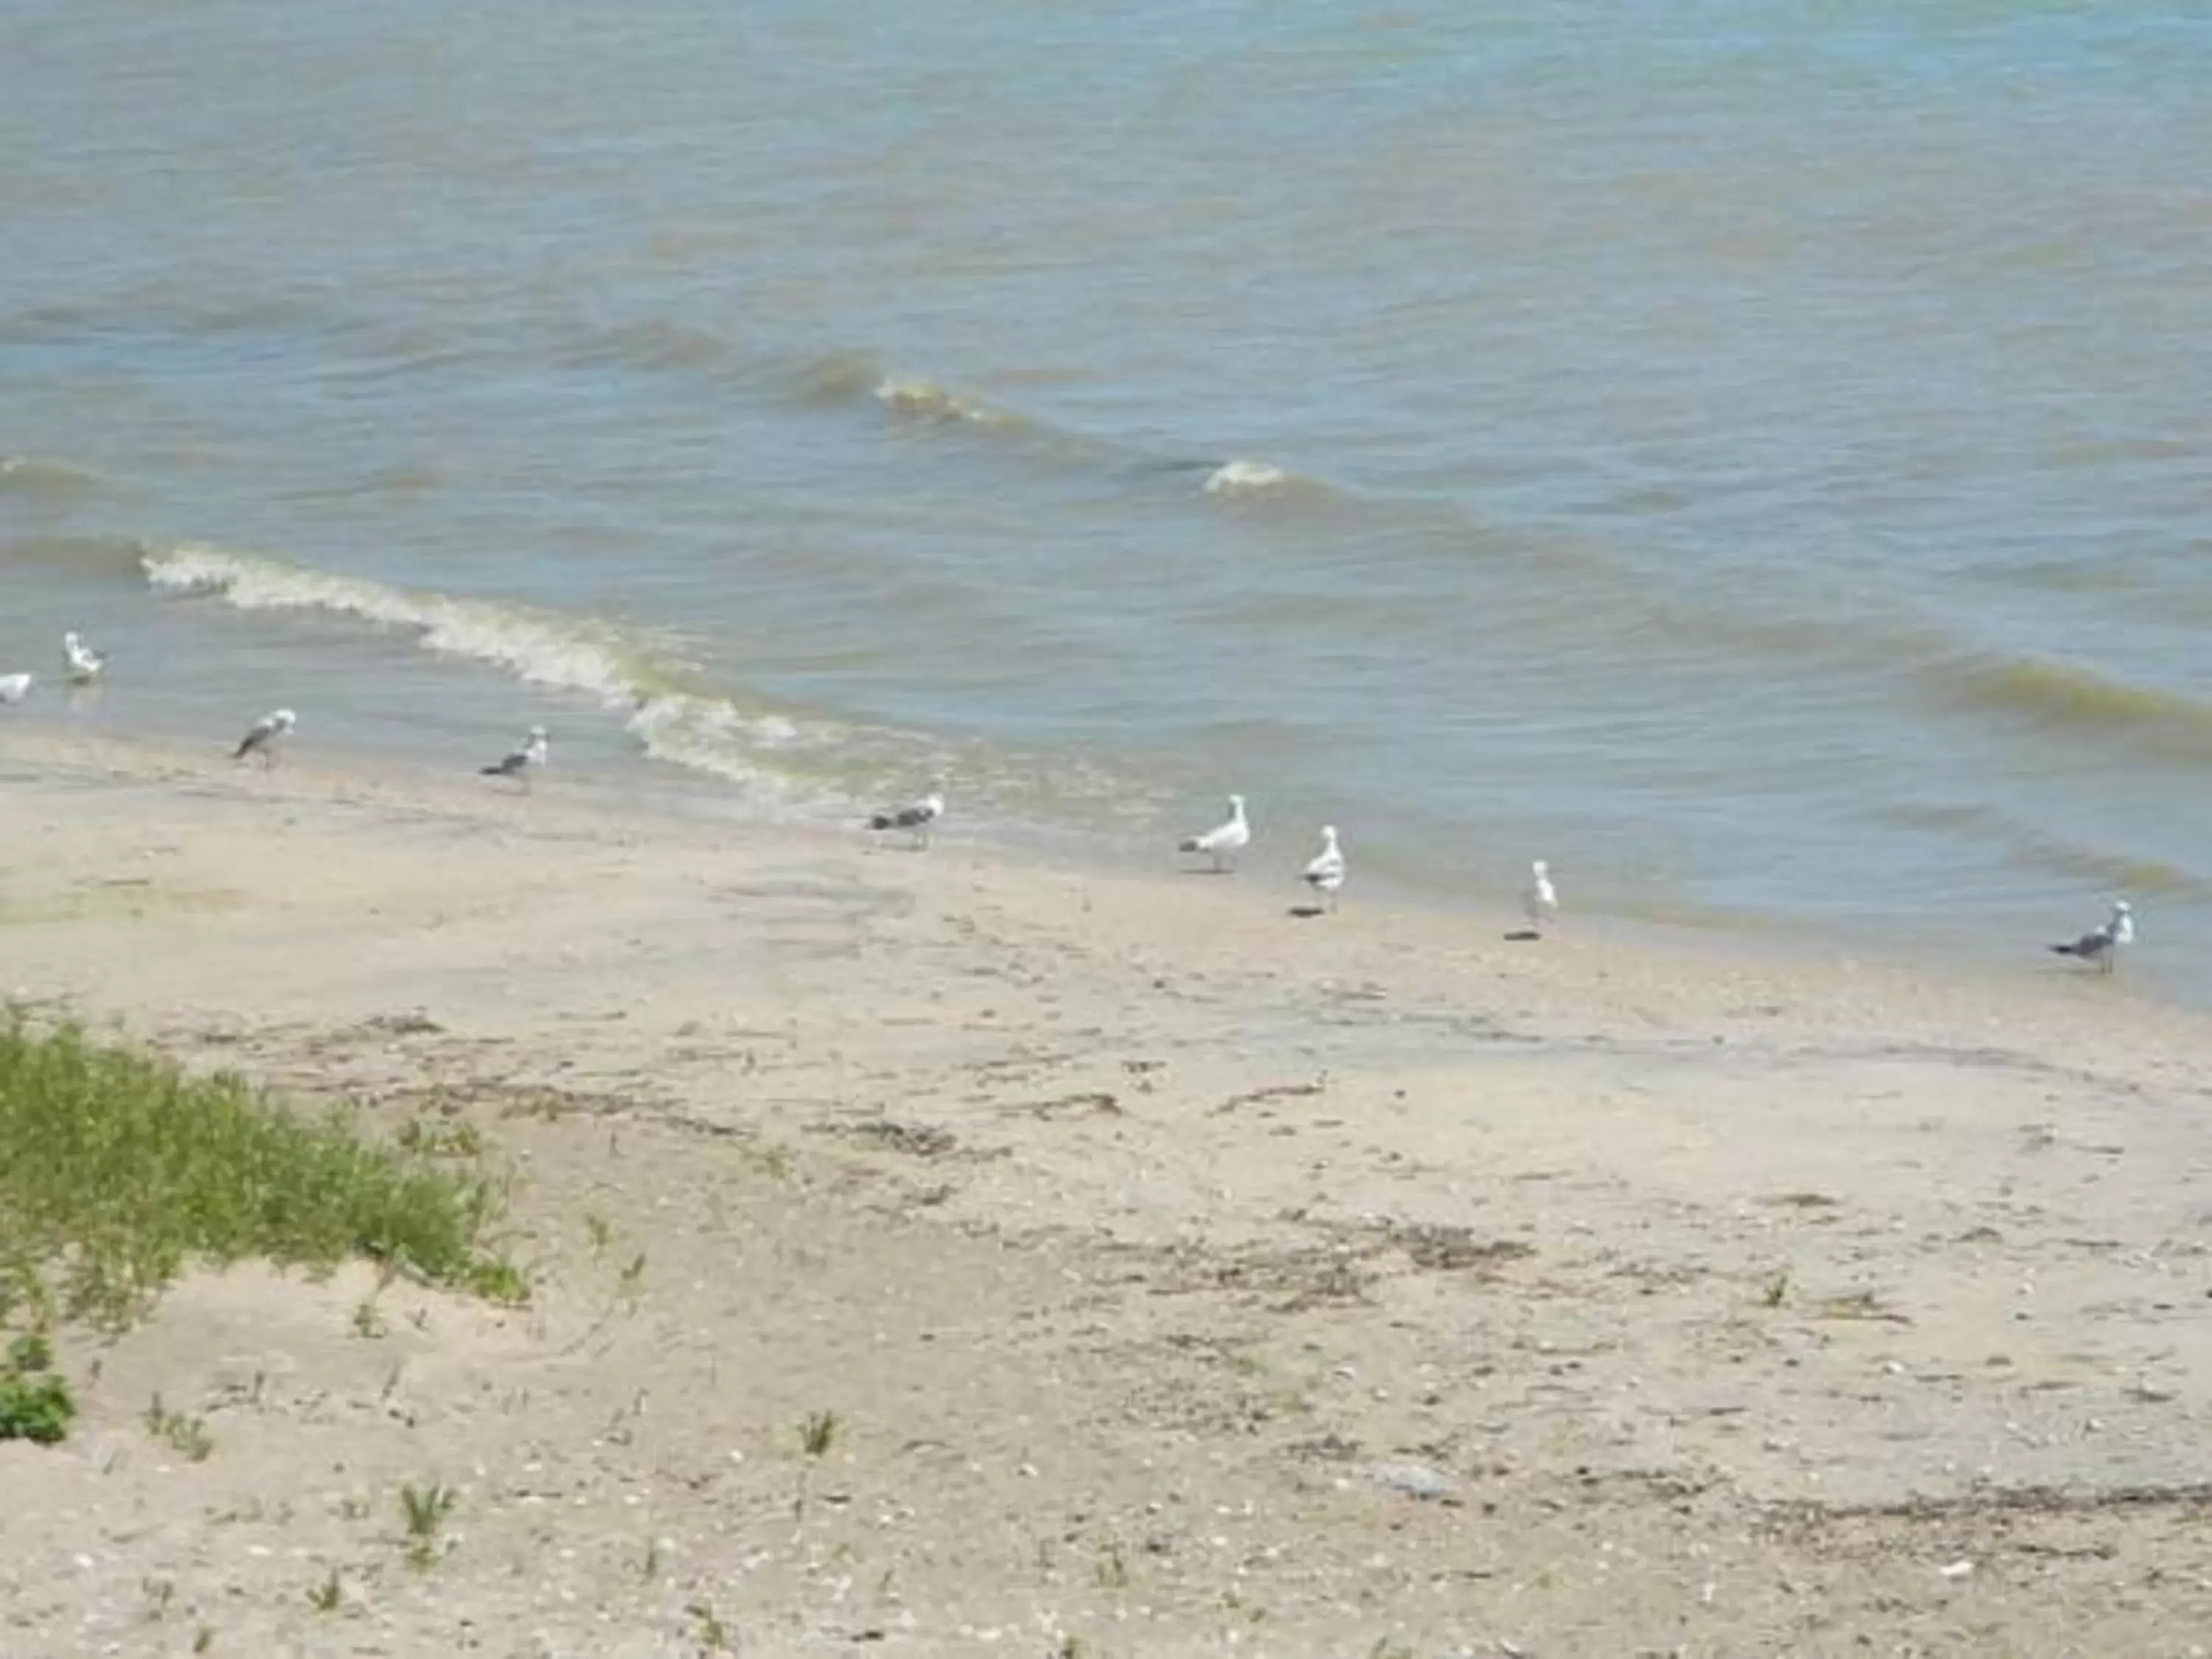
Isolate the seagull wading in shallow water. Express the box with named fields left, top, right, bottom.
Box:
left=2049, top=899, right=2133, bottom=975
left=1178, top=793, right=1250, bottom=872
left=232, top=707, right=296, bottom=767
left=0, top=672, right=31, bottom=706
left=481, top=725, right=549, bottom=790
left=1523, top=859, right=1559, bottom=934
left=1301, top=824, right=1346, bottom=913
left=869, top=781, right=945, bottom=849
left=62, top=630, right=105, bottom=684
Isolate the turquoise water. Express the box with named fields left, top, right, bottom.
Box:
left=5, top=1, right=2211, bottom=980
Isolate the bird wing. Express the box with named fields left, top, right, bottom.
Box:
left=2053, top=925, right=2109, bottom=956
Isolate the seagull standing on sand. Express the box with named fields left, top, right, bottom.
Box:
left=2049, top=899, right=2133, bottom=975
left=232, top=707, right=296, bottom=768
left=481, top=725, right=549, bottom=791
left=1179, top=793, right=1251, bottom=873
left=0, top=672, right=31, bottom=705
left=1522, top=859, right=1559, bottom=934
left=62, top=630, right=105, bottom=684
left=869, top=781, right=945, bottom=849
left=1301, top=824, right=1346, bottom=913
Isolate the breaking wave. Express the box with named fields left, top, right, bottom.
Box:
left=139, top=542, right=814, bottom=792
left=1202, top=458, right=1295, bottom=496
left=873, top=376, right=1021, bottom=428
left=0, top=454, right=101, bottom=498
left=1931, top=653, right=2212, bottom=759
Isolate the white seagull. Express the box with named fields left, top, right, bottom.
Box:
left=232, top=707, right=296, bottom=767
left=1301, top=824, right=1346, bottom=913
left=0, top=672, right=32, bottom=706
left=2048, top=899, right=2133, bottom=975
left=62, top=630, right=105, bottom=684
left=1178, top=793, right=1250, bottom=873
left=869, top=781, right=945, bottom=849
left=481, top=725, right=549, bottom=790
left=1522, top=859, right=1559, bottom=934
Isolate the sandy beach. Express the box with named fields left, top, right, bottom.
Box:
left=3, top=725, right=2210, bottom=1658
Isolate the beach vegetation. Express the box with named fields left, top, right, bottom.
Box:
left=399, top=1480, right=456, bottom=1568
left=0, top=1017, right=528, bottom=1341
left=799, top=1408, right=839, bottom=1458
left=0, top=1330, right=76, bottom=1445
left=144, top=1392, right=215, bottom=1461
left=687, top=1600, right=734, bottom=1652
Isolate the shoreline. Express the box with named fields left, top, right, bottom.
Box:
left=0, top=712, right=2184, bottom=1024
left=5, top=721, right=2211, bottom=1654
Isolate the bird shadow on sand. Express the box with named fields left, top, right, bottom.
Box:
left=1503, top=928, right=1544, bottom=943
left=1288, top=902, right=1332, bottom=920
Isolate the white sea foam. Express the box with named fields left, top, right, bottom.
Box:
left=1203, top=458, right=1292, bottom=495
left=141, top=542, right=807, bottom=785
left=874, top=377, right=1009, bottom=426
left=145, top=543, right=639, bottom=703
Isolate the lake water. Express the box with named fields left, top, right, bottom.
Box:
left=5, top=0, right=2210, bottom=984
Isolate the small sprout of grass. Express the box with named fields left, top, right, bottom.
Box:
left=395, top=1116, right=483, bottom=1159
left=584, top=1211, right=612, bottom=1259
left=143, top=1393, right=215, bottom=1461
left=142, top=1576, right=175, bottom=1621
left=192, top=1627, right=214, bottom=1654
left=640, top=1538, right=662, bottom=1580
left=1761, top=1267, right=1792, bottom=1309
left=351, top=1296, right=386, bottom=1339
left=400, top=1480, right=456, bottom=1537
left=686, top=1601, right=732, bottom=1653
left=306, top=1568, right=343, bottom=1614
left=464, top=1257, right=530, bottom=1305
left=0, top=1329, right=75, bottom=1445
left=791, top=1410, right=841, bottom=1521
left=398, top=1481, right=456, bottom=1569
left=1096, top=1541, right=1129, bottom=1589
left=799, top=1409, right=838, bottom=1458
left=618, top=1251, right=648, bottom=1295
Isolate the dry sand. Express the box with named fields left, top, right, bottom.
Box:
left=1, top=726, right=2209, bottom=1658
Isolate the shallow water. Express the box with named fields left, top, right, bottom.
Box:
left=5, top=0, right=2210, bottom=985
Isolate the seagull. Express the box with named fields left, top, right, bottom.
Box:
left=481, top=725, right=549, bottom=790
left=2048, top=899, right=2133, bottom=975
left=62, top=630, right=105, bottom=684
left=1522, top=859, right=1559, bottom=934
left=869, top=781, right=945, bottom=849
left=1301, top=824, right=1345, bottom=913
left=1178, top=793, right=1250, bottom=873
left=232, top=707, right=296, bottom=767
left=0, top=672, right=31, bottom=705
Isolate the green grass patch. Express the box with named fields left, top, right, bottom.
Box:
left=0, top=1018, right=526, bottom=1335
left=0, top=1331, right=77, bottom=1444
